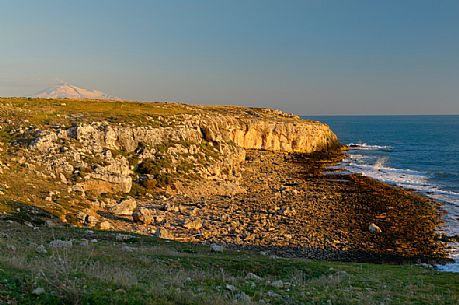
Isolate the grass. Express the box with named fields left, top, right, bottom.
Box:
left=0, top=98, right=194, bottom=128
left=0, top=98, right=304, bottom=130
left=0, top=221, right=457, bottom=305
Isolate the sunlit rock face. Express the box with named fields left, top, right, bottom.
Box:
left=27, top=104, right=339, bottom=195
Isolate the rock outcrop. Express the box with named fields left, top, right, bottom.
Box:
left=25, top=105, right=339, bottom=197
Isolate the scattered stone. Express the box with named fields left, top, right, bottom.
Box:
left=110, top=197, right=137, bottom=216
left=246, top=272, right=262, bottom=281
left=59, top=173, right=68, bottom=184
left=369, top=223, right=382, bottom=233
left=225, top=284, right=237, bottom=292
left=235, top=291, right=251, bottom=302
left=271, top=280, right=284, bottom=289
left=76, top=211, right=87, bottom=223
left=132, top=207, right=153, bottom=225
left=210, top=243, right=224, bottom=253
left=24, top=221, right=34, bottom=228
left=99, top=220, right=112, bottom=230
left=266, top=290, right=280, bottom=298
left=183, top=218, right=203, bottom=230
left=115, top=234, right=135, bottom=241
left=32, top=287, right=45, bottom=296
left=154, top=215, right=165, bottom=223
left=156, top=227, right=174, bottom=240
left=49, top=239, right=73, bottom=248
left=85, top=215, right=98, bottom=226
left=35, top=245, right=47, bottom=254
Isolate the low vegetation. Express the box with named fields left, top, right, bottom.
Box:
left=0, top=221, right=458, bottom=305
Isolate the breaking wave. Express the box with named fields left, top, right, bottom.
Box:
left=347, top=143, right=393, bottom=151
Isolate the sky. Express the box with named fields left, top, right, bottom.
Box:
left=0, top=0, right=458, bottom=115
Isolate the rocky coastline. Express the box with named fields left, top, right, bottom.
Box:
left=0, top=98, right=449, bottom=264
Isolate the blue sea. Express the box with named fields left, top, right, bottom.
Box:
left=305, top=115, right=459, bottom=271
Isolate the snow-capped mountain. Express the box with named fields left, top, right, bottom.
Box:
left=33, top=83, right=121, bottom=100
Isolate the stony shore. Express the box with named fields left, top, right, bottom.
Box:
left=102, top=149, right=448, bottom=263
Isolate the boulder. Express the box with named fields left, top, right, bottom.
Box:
left=49, top=239, right=73, bottom=248
left=271, top=280, right=284, bottom=289
left=35, top=245, right=47, bottom=254
left=85, top=215, right=98, bottom=226
left=246, top=272, right=262, bottom=281
left=369, top=223, right=382, bottom=233
left=32, top=287, right=46, bottom=296
left=98, top=220, right=112, bottom=230
left=132, top=207, right=153, bottom=225
left=110, top=197, right=137, bottom=216
left=184, top=218, right=203, bottom=230
left=156, top=227, right=174, bottom=240
left=210, top=243, right=224, bottom=253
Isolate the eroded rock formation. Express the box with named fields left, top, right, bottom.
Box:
left=26, top=106, right=339, bottom=196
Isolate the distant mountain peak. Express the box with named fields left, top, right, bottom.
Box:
left=33, top=83, right=121, bottom=100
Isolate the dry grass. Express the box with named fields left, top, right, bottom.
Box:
left=0, top=221, right=457, bottom=305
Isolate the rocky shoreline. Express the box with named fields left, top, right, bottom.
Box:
left=94, top=149, right=448, bottom=263
left=0, top=99, right=449, bottom=264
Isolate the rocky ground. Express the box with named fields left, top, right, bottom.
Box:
left=78, top=149, right=447, bottom=263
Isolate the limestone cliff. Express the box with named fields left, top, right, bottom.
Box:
left=0, top=99, right=340, bottom=200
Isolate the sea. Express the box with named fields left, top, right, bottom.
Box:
left=305, top=115, right=459, bottom=272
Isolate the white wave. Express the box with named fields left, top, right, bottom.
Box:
left=344, top=161, right=459, bottom=207
left=436, top=262, right=459, bottom=273
left=374, top=156, right=388, bottom=169
left=348, top=143, right=393, bottom=151
left=436, top=242, right=459, bottom=273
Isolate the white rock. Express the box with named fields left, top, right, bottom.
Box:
left=266, top=290, right=280, bottom=298
left=235, top=291, right=251, bottom=302
left=369, top=223, right=382, bottom=233
left=210, top=243, right=224, bottom=253
left=271, top=280, right=284, bottom=289
left=110, top=197, right=137, bottom=216
left=35, top=245, right=47, bottom=254
left=49, top=239, right=73, bottom=248
left=225, top=284, right=237, bottom=292
left=32, top=287, right=45, bottom=295
left=115, top=234, right=135, bottom=241
left=246, top=272, right=262, bottom=281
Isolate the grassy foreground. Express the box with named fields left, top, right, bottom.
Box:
left=0, top=221, right=457, bottom=305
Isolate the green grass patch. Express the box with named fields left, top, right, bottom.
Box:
left=0, top=222, right=457, bottom=305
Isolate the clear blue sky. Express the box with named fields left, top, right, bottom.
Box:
left=0, top=0, right=458, bottom=114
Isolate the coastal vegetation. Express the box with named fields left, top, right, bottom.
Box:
left=0, top=221, right=458, bottom=305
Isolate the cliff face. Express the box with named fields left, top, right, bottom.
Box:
left=33, top=113, right=338, bottom=155
left=201, top=116, right=338, bottom=153
left=0, top=98, right=340, bottom=217
left=27, top=108, right=338, bottom=196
